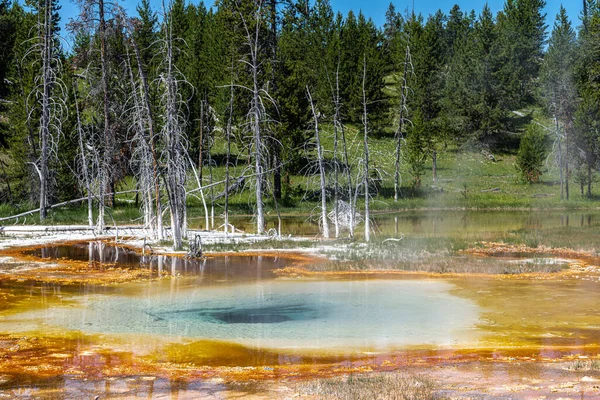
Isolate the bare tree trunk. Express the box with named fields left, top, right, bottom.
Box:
left=38, top=0, right=52, bottom=221
left=333, top=65, right=354, bottom=238
left=206, top=109, right=215, bottom=229
left=131, top=36, right=164, bottom=240
left=27, top=0, right=65, bottom=222
left=98, top=0, right=111, bottom=232
left=73, top=80, right=93, bottom=227
left=224, top=82, right=234, bottom=236
left=198, top=100, right=204, bottom=180
left=273, top=153, right=281, bottom=199
left=307, top=86, right=329, bottom=239
left=253, top=93, right=265, bottom=235
left=161, top=0, right=189, bottom=249
left=239, top=3, right=266, bottom=235
left=362, top=56, right=370, bottom=243
left=555, top=117, right=564, bottom=200
left=125, top=44, right=154, bottom=232
left=394, top=41, right=413, bottom=202
left=332, top=104, right=340, bottom=238
left=432, top=150, right=437, bottom=183
left=268, top=0, right=281, bottom=201
left=588, top=161, right=592, bottom=198
left=566, top=130, right=570, bottom=200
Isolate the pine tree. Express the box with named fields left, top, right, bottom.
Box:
left=410, top=11, right=445, bottom=182
left=2, top=1, right=37, bottom=203
left=573, top=92, right=600, bottom=197
left=574, top=3, right=600, bottom=198
left=516, top=124, right=547, bottom=183
left=443, top=4, right=504, bottom=142
left=133, top=0, right=158, bottom=73
left=0, top=0, right=17, bottom=106
left=495, top=0, right=547, bottom=110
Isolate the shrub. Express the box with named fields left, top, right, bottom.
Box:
left=516, top=124, right=547, bottom=183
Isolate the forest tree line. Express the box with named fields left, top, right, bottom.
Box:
left=0, top=0, right=595, bottom=245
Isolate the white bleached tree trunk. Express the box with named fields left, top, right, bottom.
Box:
left=127, top=33, right=165, bottom=240
left=27, top=0, right=65, bottom=222
left=362, top=56, right=370, bottom=242
left=224, top=82, right=234, bottom=236
left=159, top=0, right=189, bottom=249
left=72, top=80, right=93, bottom=227
left=238, top=1, right=269, bottom=235
left=97, top=0, right=112, bottom=233
left=394, top=39, right=414, bottom=202
left=307, top=86, right=329, bottom=239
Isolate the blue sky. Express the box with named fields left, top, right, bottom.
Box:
left=334, top=1, right=581, bottom=28
left=57, top=0, right=583, bottom=46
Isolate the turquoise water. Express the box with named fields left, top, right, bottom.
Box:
left=4, top=278, right=480, bottom=350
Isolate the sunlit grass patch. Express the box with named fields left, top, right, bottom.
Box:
left=301, top=373, right=442, bottom=400
left=202, top=238, right=317, bottom=252
left=566, top=359, right=600, bottom=371
left=310, top=255, right=568, bottom=275
left=502, top=224, right=600, bottom=253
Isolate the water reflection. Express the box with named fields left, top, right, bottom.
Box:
left=26, top=242, right=289, bottom=285
left=188, top=210, right=600, bottom=238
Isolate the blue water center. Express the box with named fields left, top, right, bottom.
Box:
left=9, top=278, right=480, bottom=350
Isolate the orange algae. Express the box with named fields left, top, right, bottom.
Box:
left=3, top=240, right=600, bottom=394
left=273, top=266, right=580, bottom=280
left=4, top=331, right=600, bottom=386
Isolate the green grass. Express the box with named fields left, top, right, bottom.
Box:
left=501, top=223, right=600, bottom=253
left=200, top=120, right=600, bottom=214
left=2, top=111, right=600, bottom=226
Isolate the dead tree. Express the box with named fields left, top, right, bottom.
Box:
left=337, top=67, right=354, bottom=238
left=69, top=0, right=121, bottom=232
left=224, top=77, right=234, bottom=236
left=238, top=1, right=270, bottom=235
left=330, top=65, right=341, bottom=238
left=129, top=34, right=164, bottom=240
left=361, top=55, right=370, bottom=242
left=125, top=39, right=159, bottom=238
left=394, top=36, right=414, bottom=201
left=328, top=63, right=355, bottom=238
left=203, top=100, right=218, bottom=229
left=307, top=86, right=329, bottom=239
left=332, top=103, right=340, bottom=237
left=197, top=97, right=218, bottom=230
left=26, top=0, right=66, bottom=221
left=97, top=0, right=111, bottom=232
left=72, top=79, right=93, bottom=227
left=159, top=0, right=190, bottom=249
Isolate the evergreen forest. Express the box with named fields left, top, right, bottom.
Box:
left=0, top=0, right=596, bottom=246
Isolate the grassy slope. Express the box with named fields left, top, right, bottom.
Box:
left=2, top=110, right=599, bottom=225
